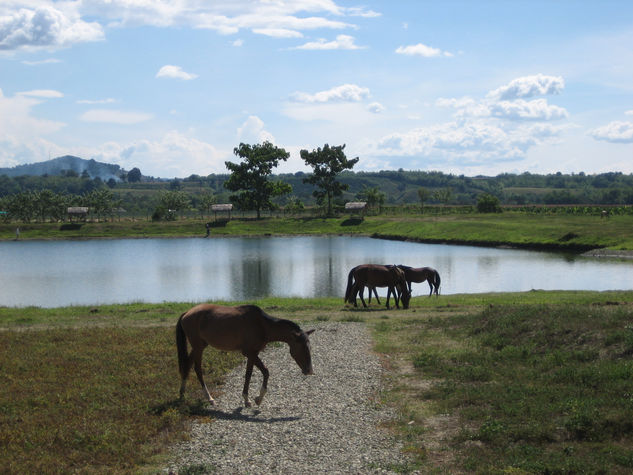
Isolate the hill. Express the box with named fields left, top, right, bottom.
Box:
left=0, top=156, right=125, bottom=182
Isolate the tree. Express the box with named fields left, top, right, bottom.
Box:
left=127, top=167, right=142, bottom=183
left=477, top=193, right=501, bottom=213
left=300, top=144, right=359, bottom=216
left=154, top=190, right=191, bottom=220
left=356, top=186, right=385, bottom=211
left=433, top=187, right=453, bottom=205
left=224, top=142, right=291, bottom=219
left=417, top=187, right=430, bottom=211
left=198, top=191, right=216, bottom=218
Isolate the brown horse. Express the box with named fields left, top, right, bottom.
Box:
left=344, top=264, right=410, bottom=309
left=398, top=265, right=441, bottom=297
left=176, top=304, right=314, bottom=407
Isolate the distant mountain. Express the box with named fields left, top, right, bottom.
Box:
left=0, top=156, right=125, bottom=181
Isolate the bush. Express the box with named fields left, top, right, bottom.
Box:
left=477, top=193, right=501, bottom=213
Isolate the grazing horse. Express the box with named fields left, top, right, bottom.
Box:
left=176, top=304, right=314, bottom=407
left=345, top=264, right=410, bottom=309
left=398, top=265, right=441, bottom=297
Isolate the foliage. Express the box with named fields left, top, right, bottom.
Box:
left=476, top=192, right=501, bottom=212
left=300, top=144, right=359, bottom=216
left=417, top=187, right=430, bottom=209
left=224, top=142, right=291, bottom=219
left=127, top=167, right=142, bottom=182
left=356, top=186, right=385, bottom=210
left=3, top=167, right=633, bottom=218
left=153, top=190, right=191, bottom=221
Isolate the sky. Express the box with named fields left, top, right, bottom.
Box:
left=1, top=1, right=632, bottom=178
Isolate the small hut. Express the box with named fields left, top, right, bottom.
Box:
left=344, top=201, right=367, bottom=215
left=211, top=203, right=233, bottom=221
left=67, top=207, right=89, bottom=221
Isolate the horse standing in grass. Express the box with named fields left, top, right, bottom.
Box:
left=345, top=264, right=410, bottom=309
left=176, top=304, right=314, bottom=407
left=398, top=265, right=441, bottom=297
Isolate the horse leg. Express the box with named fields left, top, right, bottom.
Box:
left=358, top=286, right=367, bottom=308
left=192, top=347, right=214, bottom=404
left=242, top=358, right=255, bottom=407
left=372, top=287, right=381, bottom=305
left=392, top=286, right=400, bottom=309
left=253, top=356, right=269, bottom=406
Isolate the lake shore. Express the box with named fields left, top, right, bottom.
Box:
left=2, top=213, right=633, bottom=252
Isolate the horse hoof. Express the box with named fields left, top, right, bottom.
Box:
left=244, top=401, right=252, bottom=408
left=255, top=396, right=263, bottom=406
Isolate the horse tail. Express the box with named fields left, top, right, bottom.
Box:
left=176, top=313, right=190, bottom=380
left=344, top=268, right=355, bottom=303
left=434, top=270, right=441, bottom=294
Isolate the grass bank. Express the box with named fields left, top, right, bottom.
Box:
left=2, top=212, right=633, bottom=251
left=2, top=291, right=633, bottom=473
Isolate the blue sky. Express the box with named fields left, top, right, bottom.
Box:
left=1, top=0, right=632, bottom=178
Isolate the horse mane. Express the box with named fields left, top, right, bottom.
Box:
left=253, top=306, right=303, bottom=335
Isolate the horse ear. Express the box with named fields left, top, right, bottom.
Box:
left=306, top=329, right=315, bottom=335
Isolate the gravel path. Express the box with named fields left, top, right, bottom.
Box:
left=165, top=322, right=413, bottom=474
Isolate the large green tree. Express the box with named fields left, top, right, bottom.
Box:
left=300, top=144, right=359, bottom=216
left=224, top=142, right=291, bottom=219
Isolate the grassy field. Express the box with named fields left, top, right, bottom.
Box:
left=2, top=212, right=633, bottom=251
left=2, top=292, right=633, bottom=473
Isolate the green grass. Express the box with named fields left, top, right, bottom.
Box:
left=3, top=212, right=633, bottom=250
left=3, top=292, right=633, bottom=472
left=372, top=295, right=633, bottom=473
left=0, top=325, right=241, bottom=474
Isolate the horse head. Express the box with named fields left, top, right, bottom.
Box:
left=400, top=288, right=411, bottom=309
left=289, top=329, right=315, bottom=375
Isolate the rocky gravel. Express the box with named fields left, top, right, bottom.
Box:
left=165, top=322, right=414, bottom=474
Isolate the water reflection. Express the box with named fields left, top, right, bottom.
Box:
left=1, top=236, right=632, bottom=307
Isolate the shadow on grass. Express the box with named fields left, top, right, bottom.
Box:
left=341, top=217, right=364, bottom=226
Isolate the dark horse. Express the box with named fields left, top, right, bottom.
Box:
left=344, top=264, right=410, bottom=309
left=176, top=304, right=314, bottom=407
left=398, top=265, right=441, bottom=297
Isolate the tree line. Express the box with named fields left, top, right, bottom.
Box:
left=2, top=142, right=633, bottom=222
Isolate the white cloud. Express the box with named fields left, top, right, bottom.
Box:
left=490, top=99, right=568, bottom=121
left=372, top=74, right=572, bottom=167
left=345, top=7, right=381, bottom=18
left=0, top=88, right=66, bottom=167
left=17, top=89, right=64, bottom=99
left=376, top=120, right=538, bottom=163
left=589, top=121, right=633, bottom=143
left=77, top=98, right=117, bottom=105
left=80, top=109, right=153, bottom=124
left=436, top=97, right=491, bottom=118
left=156, top=65, right=198, bottom=80
left=91, top=130, right=229, bottom=177
left=237, top=115, right=275, bottom=144
left=79, top=0, right=355, bottom=35
left=232, top=39, right=244, bottom=47
left=0, top=4, right=103, bottom=51
left=487, top=74, right=565, bottom=100
left=367, top=102, right=384, bottom=113
left=395, top=43, right=453, bottom=58
left=290, top=84, right=370, bottom=103
left=253, top=28, right=303, bottom=38
left=22, top=58, right=62, bottom=65
left=293, top=34, right=363, bottom=50
left=626, top=110, right=633, bottom=116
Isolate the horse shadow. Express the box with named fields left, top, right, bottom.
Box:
left=151, top=399, right=301, bottom=424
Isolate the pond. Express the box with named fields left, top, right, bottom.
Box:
left=1, top=236, right=632, bottom=307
